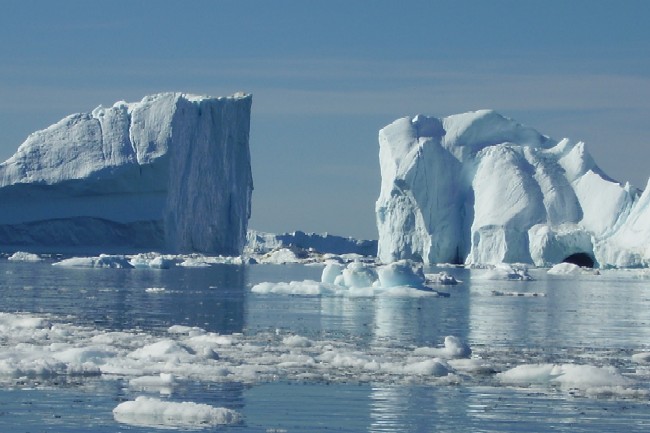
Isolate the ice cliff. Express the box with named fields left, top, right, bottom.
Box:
left=0, top=92, right=253, bottom=254
left=376, top=110, right=649, bottom=268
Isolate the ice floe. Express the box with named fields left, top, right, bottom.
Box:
left=7, top=251, right=42, bottom=262
left=497, top=363, right=644, bottom=398
left=0, top=311, right=645, bottom=400
left=113, top=396, right=242, bottom=428
left=253, top=260, right=447, bottom=297
left=547, top=262, right=600, bottom=276
left=53, top=254, right=134, bottom=269
left=478, top=263, right=533, bottom=280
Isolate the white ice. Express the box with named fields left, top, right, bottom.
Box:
left=253, top=260, right=444, bottom=297
left=497, top=363, right=643, bottom=398
left=0, top=92, right=253, bottom=256
left=7, top=251, right=42, bottom=262
left=113, top=396, right=241, bottom=428
left=376, top=109, right=650, bottom=268
left=0, top=311, right=644, bottom=400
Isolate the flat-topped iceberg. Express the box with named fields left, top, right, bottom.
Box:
left=376, top=110, right=649, bottom=268
left=0, top=92, right=253, bottom=255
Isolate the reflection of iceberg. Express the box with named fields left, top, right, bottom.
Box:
left=369, top=386, right=412, bottom=433
left=468, top=269, right=650, bottom=352
left=373, top=296, right=419, bottom=342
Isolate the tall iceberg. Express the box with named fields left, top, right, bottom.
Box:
left=0, top=92, right=253, bottom=255
left=376, top=110, right=646, bottom=268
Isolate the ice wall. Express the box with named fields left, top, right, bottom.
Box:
left=0, top=92, right=253, bottom=255
left=376, top=110, right=646, bottom=268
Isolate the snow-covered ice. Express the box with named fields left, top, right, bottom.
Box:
left=0, top=92, right=253, bottom=256
left=52, top=254, right=134, bottom=269
left=497, top=363, right=643, bottom=398
left=376, top=109, right=650, bottom=268
left=253, top=261, right=450, bottom=298
left=113, top=396, right=241, bottom=428
left=7, top=251, right=42, bottom=262
left=246, top=230, right=377, bottom=256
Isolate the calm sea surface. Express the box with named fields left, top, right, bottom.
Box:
left=1, top=260, right=649, bottom=432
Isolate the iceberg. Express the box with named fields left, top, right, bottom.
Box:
left=246, top=229, right=377, bottom=256
left=376, top=109, right=647, bottom=268
left=0, top=92, right=253, bottom=255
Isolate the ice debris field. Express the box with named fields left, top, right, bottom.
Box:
left=1, top=305, right=649, bottom=429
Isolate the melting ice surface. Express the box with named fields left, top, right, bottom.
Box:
left=1, top=260, right=650, bottom=431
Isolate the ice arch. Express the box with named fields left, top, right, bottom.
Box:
left=562, top=252, right=595, bottom=268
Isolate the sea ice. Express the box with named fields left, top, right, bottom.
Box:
left=547, top=262, right=591, bottom=275
left=497, top=363, right=641, bottom=397
left=52, top=255, right=134, bottom=269
left=113, top=396, right=241, bottom=428
left=478, top=263, right=533, bottom=281
left=258, top=248, right=304, bottom=264
left=0, top=310, right=644, bottom=400
left=7, top=251, right=42, bottom=262
left=413, top=336, right=472, bottom=359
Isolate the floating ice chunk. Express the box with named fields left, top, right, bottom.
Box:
left=260, top=248, right=303, bottom=264
left=481, top=263, right=533, bottom=280
left=177, top=255, right=245, bottom=267
left=129, top=373, right=177, bottom=394
left=128, top=340, right=195, bottom=362
left=341, top=261, right=378, bottom=288
left=321, top=262, right=344, bottom=284
left=547, top=262, right=584, bottom=275
left=447, top=357, right=495, bottom=374
left=0, top=312, right=50, bottom=330
left=401, top=358, right=450, bottom=376
left=113, top=396, right=241, bottom=428
left=129, top=254, right=173, bottom=269
left=311, top=261, right=432, bottom=292
left=283, top=335, right=312, bottom=348
left=167, top=325, right=206, bottom=336
left=7, top=251, right=42, bottom=262
left=251, top=280, right=324, bottom=295
left=376, top=260, right=425, bottom=288
left=413, top=336, right=472, bottom=359
left=53, top=255, right=134, bottom=269
left=178, top=258, right=211, bottom=267
left=426, top=272, right=460, bottom=285
left=130, top=372, right=177, bottom=386
left=632, top=352, right=650, bottom=364
left=51, top=346, right=115, bottom=365
left=497, top=363, right=637, bottom=396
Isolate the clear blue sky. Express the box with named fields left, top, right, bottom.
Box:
left=1, top=0, right=649, bottom=240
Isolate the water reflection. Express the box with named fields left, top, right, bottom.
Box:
left=0, top=261, right=247, bottom=333
left=466, top=268, right=650, bottom=350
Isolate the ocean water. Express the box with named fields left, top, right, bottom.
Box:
left=1, top=260, right=650, bottom=432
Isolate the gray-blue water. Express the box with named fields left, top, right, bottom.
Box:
left=1, top=260, right=650, bottom=432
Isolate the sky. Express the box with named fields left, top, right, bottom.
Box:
left=1, top=0, right=649, bottom=240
